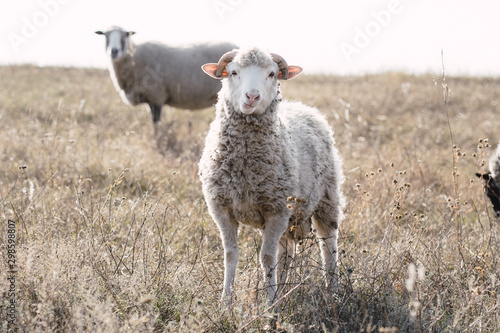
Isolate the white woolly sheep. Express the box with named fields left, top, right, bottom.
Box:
left=198, top=47, right=345, bottom=305
left=95, top=26, right=237, bottom=124
left=476, top=143, right=500, bottom=216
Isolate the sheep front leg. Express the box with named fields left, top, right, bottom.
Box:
left=149, top=103, right=162, bottom=124
left=260, top=215, right=288, bottom=305
left=214, top=210, right=239, bottom=303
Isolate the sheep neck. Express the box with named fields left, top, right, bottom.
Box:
left=110, top=53, right=136, bottom=93
left=222, top=97, right=280, bottom=132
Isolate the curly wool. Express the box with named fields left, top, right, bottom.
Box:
left=199, top=85, right=345, bottom=238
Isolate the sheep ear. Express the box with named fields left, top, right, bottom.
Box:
left=287, top=66, right=303, bottom=80
left=476, top=172, right=491, bottom=180
left=95, top=31, right=105, bottom=35
left=279, top=66, right=303, bottom=80
left=202, top=63, right=227, bottom=79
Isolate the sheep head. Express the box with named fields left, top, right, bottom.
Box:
left=476, top=172, right=500, bottom=216
left=95, top=26, right=135, bottom=61
left=202, top=47, right=302, bottom=115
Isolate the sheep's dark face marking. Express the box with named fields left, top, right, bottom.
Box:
left=476, top=172, right=500, bottom=216
left=95, top=27, right=135, bottom=61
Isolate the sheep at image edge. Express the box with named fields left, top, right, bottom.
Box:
left=95, top=26, right=236, bottom=124
left=198, top=47, right=346, bottom=306
left=476, top=143, right=500, bottom=216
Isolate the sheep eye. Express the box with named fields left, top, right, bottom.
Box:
left=231, top=71, right=238, bottom=76
left=269, top=72, right=275, bottom=78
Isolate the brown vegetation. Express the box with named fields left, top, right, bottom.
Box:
left=0, top=65, right=499, bottom=332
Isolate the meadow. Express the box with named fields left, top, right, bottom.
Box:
left=0, top=65, right=499, bottom=332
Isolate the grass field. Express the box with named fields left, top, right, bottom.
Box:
left=1, top=65, right=499, bottom=332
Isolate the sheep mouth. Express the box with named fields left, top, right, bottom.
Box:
left=241, top=103, right=256, bottom=114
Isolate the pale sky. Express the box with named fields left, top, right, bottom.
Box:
left=1, top=0, right=500, bottom=76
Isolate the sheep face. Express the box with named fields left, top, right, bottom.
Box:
left=202, top=48, right=303, bottom=115
left=225, top=60, right=280, bottom=115
left=95, top=27, right=135, bottom=61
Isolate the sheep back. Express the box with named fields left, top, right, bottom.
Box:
left=113, top=42, right=236, bottom=110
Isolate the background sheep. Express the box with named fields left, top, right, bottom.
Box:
left=476, top=143, right=500, bottom=216
left=198, top=47, right=345, bottom=305
left=95, top=26, right=236, bottom=124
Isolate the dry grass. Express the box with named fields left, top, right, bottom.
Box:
left=0, top=65, right=499, bottom=332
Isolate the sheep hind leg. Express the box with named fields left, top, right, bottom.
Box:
left=312, top=213, right=339, bottom=292
left=276, top=234, right=295, bottom=294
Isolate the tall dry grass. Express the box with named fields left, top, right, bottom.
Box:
left=0, top=65, right=499, bottom=332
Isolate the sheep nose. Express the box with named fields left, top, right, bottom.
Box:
left=111, top=48, right=118, bottom=58
left=246, top=92, right=260, bottom=104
